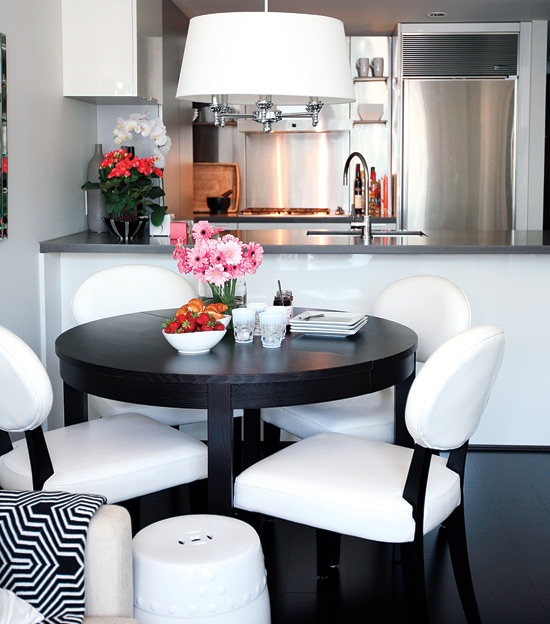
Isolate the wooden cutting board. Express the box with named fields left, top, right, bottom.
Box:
left=193, top=163, right=240, bottom=213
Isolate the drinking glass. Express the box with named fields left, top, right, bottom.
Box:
left=231, top=307, right=256, bottom=344
left=259, top=312, right=285, bottom=349
left=265, top=306, right=287, bottom=340
left=247, top=302, right=268, bottom=336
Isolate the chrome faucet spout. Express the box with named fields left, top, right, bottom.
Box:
left=343, top=151, right=369, bottom=186
left=343, top=151, right=371, bottom=239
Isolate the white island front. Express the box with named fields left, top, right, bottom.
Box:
left=40, top=228, right=550, bottom=447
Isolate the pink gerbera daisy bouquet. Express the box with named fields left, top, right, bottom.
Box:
left=173, top=220, right=264, bottom=315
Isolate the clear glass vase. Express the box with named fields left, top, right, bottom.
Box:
left=198, top=277, right=247, bottom=323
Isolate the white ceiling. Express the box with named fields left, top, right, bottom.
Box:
left=170, top=0, right=550, bottom=37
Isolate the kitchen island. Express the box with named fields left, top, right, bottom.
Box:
left=40, top=229, right=550, bottom=447
left=40, top=228, right=550, bottom=254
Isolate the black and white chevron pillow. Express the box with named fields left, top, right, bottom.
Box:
left=0, top=490, right=106, bottom=624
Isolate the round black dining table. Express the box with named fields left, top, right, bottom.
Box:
left=55, top=308, right=417, bottom=516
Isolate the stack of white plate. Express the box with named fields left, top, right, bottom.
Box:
left=289, top=311, right=368, bottom=337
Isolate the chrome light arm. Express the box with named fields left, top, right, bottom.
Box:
left=209, top=95, right=324, bottom=134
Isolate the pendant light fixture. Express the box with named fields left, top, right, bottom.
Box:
left=176, top=2, right=355, bottom=133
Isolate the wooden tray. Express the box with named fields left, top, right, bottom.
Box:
left=193, top=163, right=240, bottom=214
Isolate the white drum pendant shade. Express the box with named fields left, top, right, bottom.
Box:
left=176, top=12, right=355, bottom=106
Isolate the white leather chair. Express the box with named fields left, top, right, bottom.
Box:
left=262, top=275, right=471, bottom=445
left=70, top=264, right=213, bottom=429
left=235, top=324, right=505, bottom=623
left=0, top=325, right=207, bottom=505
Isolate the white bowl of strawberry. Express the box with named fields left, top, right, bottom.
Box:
left=162, top=310, right=229, bottom=354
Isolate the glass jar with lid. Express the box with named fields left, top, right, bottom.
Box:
left=273, top=290, right=293, bottom=326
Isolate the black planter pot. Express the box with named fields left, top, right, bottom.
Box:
left=103, top=217, right=148, bottom=242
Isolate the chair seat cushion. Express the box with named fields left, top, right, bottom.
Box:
left=0, top=414, right=208, bottom=503
left=235, top=432, right=461, bottom=543
left=262, top=389, right=395, bottom=442
left=90, top=396, right=244, bottom=427
left=261, top=363, right=424, bottom=442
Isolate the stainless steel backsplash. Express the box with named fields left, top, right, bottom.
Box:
left=245, top=132, right=350, bottom=211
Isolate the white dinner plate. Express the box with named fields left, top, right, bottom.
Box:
left=290, top=311, right=367, bottom=328
left=290, top=316, right=369, bottom=337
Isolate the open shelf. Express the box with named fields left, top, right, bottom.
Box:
left=354, top=77, right=388, bottom=83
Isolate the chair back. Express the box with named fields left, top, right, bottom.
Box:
left=373, top=275, right=471, bottom=363
left=0, top=326, right=53, bottom=432
left=405, top=324, right=504, bottom=451
left=70, top=264, right=195, bottom=324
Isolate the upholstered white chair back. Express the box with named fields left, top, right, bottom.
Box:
left=70, top=264, right=195, bottom=324
left=405, top=324, right=504, bottom=451
left=0, top=326, right=53, bottom=432
left=373, top=275, right=471, bottom=363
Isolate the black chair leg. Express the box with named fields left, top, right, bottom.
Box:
left=120, top=496, right=141, bottom=536
left=188, top=478, right=209, bottom=515
left=446, top=504, right=482, bottom=624
left=400, top=537, right=429, bottom=624
left=263, top=421, right=282, bottom=457
left=316, top=528, right=341, bottom=578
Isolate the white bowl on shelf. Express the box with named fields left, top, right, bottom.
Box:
left=162, top=327, right=227, bottom=354
left=358, top=104, right=384, bottom=121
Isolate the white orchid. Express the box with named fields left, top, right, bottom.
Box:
left=137, top=118, right=154, bottom=137
left=158, top=136, right=172, bottom=155
left=112, top=113, right=171, bottom=163
left=152, top=147, right=167, bottom=168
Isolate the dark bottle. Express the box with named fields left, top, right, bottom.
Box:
left=353, top=163, right=363, bottom=217
left=125, top=146, right=135, bottom=156
left=85, top=144, right=108, bottom=233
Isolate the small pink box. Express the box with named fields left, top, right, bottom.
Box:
left=170, top=221, right=189, bottom=242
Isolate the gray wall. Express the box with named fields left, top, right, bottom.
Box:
left=0, top=0, right=191, bottom=358
left=0, top=0, right=94, bottom=353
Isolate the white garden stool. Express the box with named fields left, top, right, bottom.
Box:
left=132, top=515, right=270, bottom=624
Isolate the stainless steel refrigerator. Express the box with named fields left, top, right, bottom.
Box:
left=396, top=31, right=518, bottom=231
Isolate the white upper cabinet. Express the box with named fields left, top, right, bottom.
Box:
left=62, top=0, right=162, bottom=104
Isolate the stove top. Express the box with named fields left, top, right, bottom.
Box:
left=242, top=208, right=331, bottom=216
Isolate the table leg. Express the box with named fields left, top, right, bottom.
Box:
left=207, top=384, right=234, bottom=516
left=394, top=366, right=415, bottom=448
left=243, top=408, right=261, bottom=470
left=63, top=382, right=88, bottom=426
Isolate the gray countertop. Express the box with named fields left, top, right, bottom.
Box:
left=39, top=229, right=550, bottom=255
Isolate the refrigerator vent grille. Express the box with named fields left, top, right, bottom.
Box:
left=402, top=34, right=518, bottom=77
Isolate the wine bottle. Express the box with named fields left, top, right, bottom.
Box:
left=354, top=164, right=363, bottom=217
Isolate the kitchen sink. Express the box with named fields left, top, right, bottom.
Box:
left=307, top=230, right=427, bottom=237
left=372, top=230, right=427, bottom=237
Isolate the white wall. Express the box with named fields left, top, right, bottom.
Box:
left=0, top=0, right=95, bottom=353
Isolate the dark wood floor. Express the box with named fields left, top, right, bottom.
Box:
left=141, top=450, right=550, bottom=624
